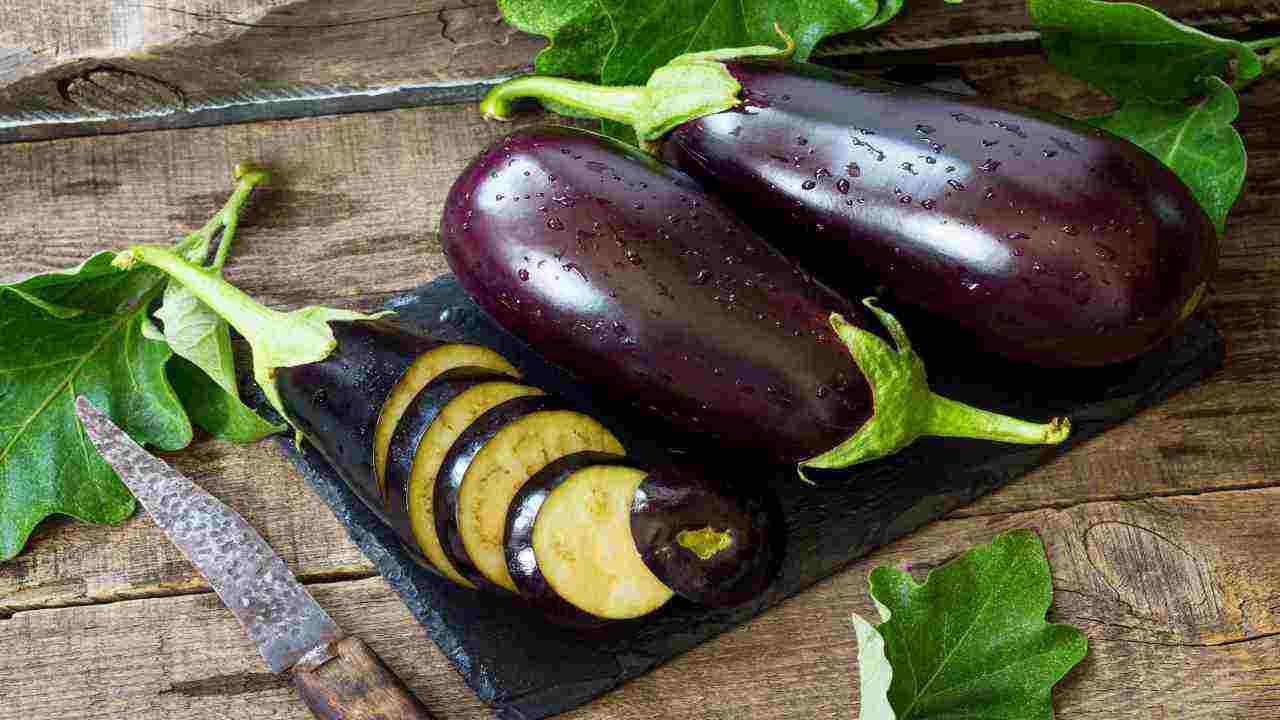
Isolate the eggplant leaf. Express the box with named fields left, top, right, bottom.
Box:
left=1093, top=77, right=1245, bottom=236
left=168, top=356, right=283, bottom=443
left=0, top=256, right=192, bottom=561
left=0, top=169, right=271, bottom=560
left=852, top=529, right=1086, bottom=720
left=498, top=0, right=899, bottom=88
left=1029, top=0, right=1261, bottom=102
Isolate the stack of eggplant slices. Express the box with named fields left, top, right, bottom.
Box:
left=144, top=44, right=1216, bottom=625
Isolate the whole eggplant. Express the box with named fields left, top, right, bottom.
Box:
left=440, top=125, right=1067, bottom=473
left=480, top=46, right=1217, bottom=367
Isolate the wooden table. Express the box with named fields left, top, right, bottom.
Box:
left=2, top=2, right=1278, bottom=718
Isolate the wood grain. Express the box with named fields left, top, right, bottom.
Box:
left=3, top=490, right=1278, bottom=719
left=1, top=0, right=1276, bottom=125
left=0, top=0, right=543, bottom=119
left=292, top=636, right=436, bottom=720
left=1, top=58, right=1277, bottom=617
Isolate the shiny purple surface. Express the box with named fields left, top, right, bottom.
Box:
left=662, top=63, right=1218, bottom=367
left=441, top=126, right=876, bottom=464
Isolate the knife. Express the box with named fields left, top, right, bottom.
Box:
left=75, top=396, right=436, bottom=720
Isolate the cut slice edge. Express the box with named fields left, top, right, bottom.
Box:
left=373, top=343, right=518, bottom=501
left=533, top=464, right=675, bottom=620
left=456, top=409, right=625, bottom=592
left=409, top=381, right=544, bottom=588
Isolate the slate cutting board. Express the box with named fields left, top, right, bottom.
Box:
left=275, top=273, right=1224, bottom=719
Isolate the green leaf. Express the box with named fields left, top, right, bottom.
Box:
left=168, top=357, right=284, bottom=443
left=1093, top=77, right=1245, bottom=236
left=0, top=167, right=271, bottom=560
left=156, top=279, right=240, bottom=395
left=1029, top=0, right=1261, bottom=102
left=852, top=529, right=1087, bottom=720
left=0, top=259, right=192, bottom=561
left=499, top=0, right=897, bottom=89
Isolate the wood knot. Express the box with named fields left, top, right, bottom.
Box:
left=57, top=65, right=186, bottom=114
left=1084, top=521, right=1222, bottom=629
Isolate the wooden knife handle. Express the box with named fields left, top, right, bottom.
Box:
left=292, top=636, right=436, bottom=720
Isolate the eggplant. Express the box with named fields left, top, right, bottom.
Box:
left=435, top=394, right=625, bottom=591
left=275, top=321, right=514, bottom=511
left=384, top=367, right=540, bottom=586
left=508, top=453, right=674, bottom=620
left=630, top=464, right=777, bottom=607
left=440, top=125, right=1068, bottom=474
left=505, top=451, right=637, bottom=625
left=480, top=46, right=1218, bottom=367
left=113, top=237, right=539, bottom=563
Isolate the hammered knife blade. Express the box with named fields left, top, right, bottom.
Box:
left=75, top=396, right=435, bottom=720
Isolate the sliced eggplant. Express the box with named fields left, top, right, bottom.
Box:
left=383, top=367, right=528, bottom=575
left=631, top=466, right=778, bottom=607
left=390, top=372, right=543, bottom=587
left=505, top=451, right=632, bottom=625
left=435, top=396, right=625, bottom=592
left=527, top=462, right=674, bottom=620
left=372, top=343, right=517, bottom=500
left=276, top=320, right=443, bottom=511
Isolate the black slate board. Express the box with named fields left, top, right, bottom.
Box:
left=277, top=274, right=1224, bottom=719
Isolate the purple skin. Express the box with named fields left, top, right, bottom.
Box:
left=276, top=320, right=443, bottom=513
left=660, top=62, right=1218, bottom=367
left=479, top=61, right=1217, bottom=368
left=440, top=125, right=878, bottom=465
left=631, top=464, right=778, bottom=607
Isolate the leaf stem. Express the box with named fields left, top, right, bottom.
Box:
left=113, top=246, right=289, bottom=347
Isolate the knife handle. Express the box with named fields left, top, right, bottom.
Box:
left=292, top=636, right=436, bottom=720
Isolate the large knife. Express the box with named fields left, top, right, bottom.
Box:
left=75, top=396, right=436, bottom=720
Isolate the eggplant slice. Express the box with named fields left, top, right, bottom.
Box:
left=436, top=396, right=624, bottom=592
left=372, top=343, right=517, bottom=501
left=506, top=451, right=632, bottom=625
left=530, top=463, right=674, bottom=620
left=630, top=466, right=779, bottom=607
left=405, top=381, right=545, bottom=588
left=384, top=367, right=531, bottom=582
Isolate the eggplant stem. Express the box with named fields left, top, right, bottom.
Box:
left=796, top=299, right=1069, bottom=478
left=480, top=78, right=646, bottom=124
left=480, top=38, right=793, bottom=143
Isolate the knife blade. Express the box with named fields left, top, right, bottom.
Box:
left=75, top=396, right=435, bottom=720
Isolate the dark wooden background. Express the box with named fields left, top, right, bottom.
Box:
left=1, top=1, right=1277, bottom=718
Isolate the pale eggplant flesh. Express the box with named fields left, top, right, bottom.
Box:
left=521, top=459, right=675, bottom=620
left=383, top=366, right=531, bottom=581
left=505, top=451, right=635, bottom=626
left=434, top=395, right=624, bottom=591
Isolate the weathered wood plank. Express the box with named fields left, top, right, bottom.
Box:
left=1, top=0, right=1275, bottom=130
left=1, top=59, right=1276, bottom=612
left=3, top=490, right=1278, bottom=719
left=0, top=0, right=543, bottom=118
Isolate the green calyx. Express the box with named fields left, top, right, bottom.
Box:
left=480, top=27, right=795, bottom=145
left=797, top=299, right=1070, bottom=480
left=111, top=190, right=389, bottom=422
